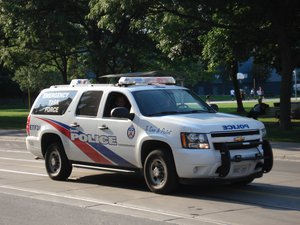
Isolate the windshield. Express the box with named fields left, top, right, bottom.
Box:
left=132, top=89, right=214, bottom=116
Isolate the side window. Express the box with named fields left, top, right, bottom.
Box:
left=76, top=91, right=103, bottom=117
left=32, top=91, right=77, bottom=115
left=103, top=92, right=131, bottom=117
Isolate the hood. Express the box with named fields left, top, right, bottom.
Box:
left=147, top=112, right=264, bottom=133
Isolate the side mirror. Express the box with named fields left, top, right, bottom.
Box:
left=210, top=104, right=219, bottom=112
left=111, top=107, right=135, bottom=120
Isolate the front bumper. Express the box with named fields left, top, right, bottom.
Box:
left=173, top=140, right=273, bottom=179
left=217, top=139, right=273, bottom=177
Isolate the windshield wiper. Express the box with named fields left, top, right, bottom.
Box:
left=182, top=110, right=208, bottom=114
left=148, top=111, right=181, bottom=116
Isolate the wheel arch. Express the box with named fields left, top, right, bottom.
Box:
left=41, top=133, right=64, bottom=157
left=140, top=140, right=174, bottom=167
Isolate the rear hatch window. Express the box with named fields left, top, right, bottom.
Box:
left=32, top=91, right=77, bottom=115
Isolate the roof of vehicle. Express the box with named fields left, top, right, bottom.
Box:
left=48, top=71, right=185, bottom=91
left=48, top=82, right=186, bottom=93
left=98, top=71, right=182, bottom=84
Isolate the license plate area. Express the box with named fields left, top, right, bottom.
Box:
left=233, top=164, right=249, bottom=174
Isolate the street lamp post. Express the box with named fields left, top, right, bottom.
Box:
left=294, top=70, right=297, bottom=102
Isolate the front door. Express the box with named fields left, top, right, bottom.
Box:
left=97, top=92, right=138, bottom=169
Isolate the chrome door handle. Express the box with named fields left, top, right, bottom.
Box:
left=70, top=122, right=80, bottom=128
left=98, top=125, right=108, bottom=130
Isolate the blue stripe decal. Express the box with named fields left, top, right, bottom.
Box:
left=40, top=118, right=135, bottom=168
left=89, top=142, right=134, bottom=168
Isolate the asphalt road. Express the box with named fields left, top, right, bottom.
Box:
left=0, top=137, right=299, bottom=225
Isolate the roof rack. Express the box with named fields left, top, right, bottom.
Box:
left=69, top=79, right=91, bottom=86
left=98, top=71, right=180, bottom=84
left=118, top=76, right=176, bottom=86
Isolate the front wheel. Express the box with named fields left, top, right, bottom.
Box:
left=45, top=143, right=72, bottom=180
left=144, top=149, right=178, bottom=194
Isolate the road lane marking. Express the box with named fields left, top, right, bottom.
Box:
left=0, top=169, right=47, bottom=177
left=274, top=157, right=300, bottom=162
left=0, top=185, right=230, bottom=225
left=0, top=138, right=25, bottom=143
left=0, top=157, right=43, bottom=163
left=0, top=149, right=30, bottom=154
left=2, top=168, right=299, bottom=210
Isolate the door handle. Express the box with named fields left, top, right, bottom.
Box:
left=98, top=125, right=109, bottom=130
left=70, top=122, right=80, bottom=128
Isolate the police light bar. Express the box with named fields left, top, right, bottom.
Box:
left=70, top=79, right=91, bottom=86
left=118, top=77, right=176, bottom=85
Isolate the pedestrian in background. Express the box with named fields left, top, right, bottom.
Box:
left=205, top=95, right=211, bottom=104
left=250, top=88, right=255, bottom=99
left=247, top=98, right=269, bottom=119
left=257, top=87, right=264, bottom=100
left=230, top=89, right=235, bottom=100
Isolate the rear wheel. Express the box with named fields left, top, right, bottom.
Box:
left=45, top=143, right=72, bottom=180
left=144, top=149, right=178, bottom=194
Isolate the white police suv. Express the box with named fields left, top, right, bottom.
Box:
left=26, top=75, right=273, bottom=194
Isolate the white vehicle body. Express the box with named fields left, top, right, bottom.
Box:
left=26, top=76, right=273, bottom=193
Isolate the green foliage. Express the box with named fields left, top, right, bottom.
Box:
left=0, top=0, right=88, bottom=83
left=0, top=0, right=299, bottom=129
left=13, top=66, right=62, bottom=92
left=201, top=28, right=233, bottom=70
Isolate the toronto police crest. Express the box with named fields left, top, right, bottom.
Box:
left=127, top=125, right=135, bottom=139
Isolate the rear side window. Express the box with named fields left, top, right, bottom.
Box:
left=32, top=91, right=77, bottom=115
left=76, top=91, right=103, bottom=117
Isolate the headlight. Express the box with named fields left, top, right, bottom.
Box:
left=261, top=128, right=267, bottom=137
left=181, top=133, right=210, bottom=149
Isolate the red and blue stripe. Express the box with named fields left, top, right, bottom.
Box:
left=38, top=118, right=135, bottom=168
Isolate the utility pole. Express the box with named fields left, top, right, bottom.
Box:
left=293, top=70, right=298, bottom=102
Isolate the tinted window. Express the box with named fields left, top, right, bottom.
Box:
left=132, top=89, right=212, bottom=116
left=103, top=92, right=131, bottom=117
left=32, top=91, right=77, bottom=115
left=76, top=91, right=103, bottom=117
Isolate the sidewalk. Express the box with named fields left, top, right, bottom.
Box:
left=0, top=129, right=299, bottom=161
left=0, top=129, right=26, bottom=141
left=210, top=98, right=280, bottom=104
left=271, top=142, right=300, bottom=161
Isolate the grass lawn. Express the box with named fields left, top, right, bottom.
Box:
left=0, top=109, right=29, bottom=129
left=0, top=99, right=299, bottom=142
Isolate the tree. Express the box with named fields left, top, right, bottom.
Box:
left=13, top=66, right=62, bottom=93
left=0, top=0, right=87, bottom=83
left=249, top=63, right=271, bottom=89
left=242, top=0, right=300, bottom=129
left=13, top=64, right=62, bottom=109
left=202, top=27, right=249, bottom=112
left=86, top=0, right=184, bottom=81
left=147, top=0, right=300, bottom=129
left=143, top=1, right=251, bottom=112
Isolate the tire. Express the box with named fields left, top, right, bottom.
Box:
left=144, top=149, right=178, bottom=194
left=262, top=140, right=273, bottom=173
left=230, top=178, right=254, bottom=186
left=45, top=142, right=72, bottom=181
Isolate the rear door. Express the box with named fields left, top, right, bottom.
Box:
left=67, top=90, right=106, bottom=164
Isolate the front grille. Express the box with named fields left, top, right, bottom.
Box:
left=211, top=130, right=259, bottom=137
left=211, top=129, right=261, bottom=151
left=213, top=139, right=261, bottom=150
